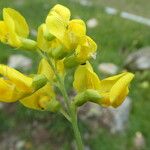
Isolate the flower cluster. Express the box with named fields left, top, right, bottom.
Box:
left=0, top=4, right=134, bottom=112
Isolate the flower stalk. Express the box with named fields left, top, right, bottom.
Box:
left=45, top=52, right=84, bottom=150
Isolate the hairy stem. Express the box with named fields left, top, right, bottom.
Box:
left=37, top=50, right=84, bottom=149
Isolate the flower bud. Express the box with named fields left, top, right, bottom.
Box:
left=64, top=55, right=80, bottom=68
left=32, top=74, right=48, bottom=91
left=46, top=98, right=61, bottom=112
left=43, top=27, right=55, bottom=41
left=74, top=89, right=102, bottom=106
left=20, top=38, right=37, bottom=50
left=51, top=45, right=68, bottom=59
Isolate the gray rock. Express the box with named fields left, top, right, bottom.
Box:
left=31, top=29, right=37, bottom=37
left=125, top=47, right=150, bottom=71
left=7, top=54, right=32, bottom=71
left=79, top=0, right=93, bottom=6
left=98, top=62, right=119, bottom=75
left=0, top=103, right=4, bottom=109
left=79, top=97, right=132, bottom=134
left=87, top=18, right=98, bottom=28
left=108, top=97, right=132, bottom=133
left=133, top=132, right=146, bottom=150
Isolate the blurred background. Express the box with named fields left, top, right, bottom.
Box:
left=0, top=0, right=150, bottom=149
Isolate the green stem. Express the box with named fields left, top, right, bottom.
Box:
left=58, top=76, right=84, bottom=150
left=70, top=103, right=84, bottom=150
left=37, top=50, right=84, bottom=150
left=60, top=108, right=71, bottom=122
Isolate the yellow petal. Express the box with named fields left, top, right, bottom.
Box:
left=37, top=24, right=50, bottom=51
left=63, top=19, right=86, bottom=50
left=20, top=83, right=54, bottom=110
left=3, top=8, right=29, bottom=37
left=75, top=36, right=97, bottom=63
left=73, top=61, right=100, bottom=92
left=0, top=21, right=8, bottom=43
left=46, top=14, right=66, bottom=41
left=38, top=59, right=54, bottom=80
left=68, top=19, right=86, bottom=38
left=0, top=64, right=33, bottom=91
left=0, top=78, right=25, bottom=102
left=50, top=4, right=71, bottom=22
left=110, top=72, right=134, bottom=107
left=99, top=72, right=127, bottom=93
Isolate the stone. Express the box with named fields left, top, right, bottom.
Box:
left=87, top=18, right=98, bottom=28
left=105, top=7, right=118, bottom=15
left=79, top=97, right=132, bottom=134
left=0, top=102, right=4, bottom=109
left=125, top=47, right=150, bottom=71
left=108, top=97, right=132, bottom=133
left=31, top=29, right=37, bottom=37
left=79, top=0, right=92, bottom=6
left=7, top=54, right=32, bottom=71
left=98, top=62, right=119, bottom=75
left=133, top=132, right=146, bottom=150
left=16, top=140, right=26, bottom=150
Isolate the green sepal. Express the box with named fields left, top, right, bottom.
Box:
left=64, top=55, right=80, bottom=68
left=74, top=89, right=102, bottom=106
left=20, top=38, right=37, bottom=50
left=46, top=98, right=61, bottom=112
left=51, top=45, right=68, bottom=59
left=43, top=29, right=55, bottom=41
left=32, top=74, right=48, bottom=91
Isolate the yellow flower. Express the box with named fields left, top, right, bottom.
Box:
left=37, top=23, right=60, bottom=52
left=46, top=4, right=70, bottom=42
left=99, top=72, right=134, bottom=107
left=38, top=58, right=54, bottom=80
left=20, top=59, right=60, bottom=111
left=73, top=62, right=134, bottom=107
left=73, top=61, right=100, bottom=92
left=0, top=65, right=34, bottom=102
left=20, top=83, right=57, bottom=111
left=0, top=8, right=36, bottom=49
left=64, top=36, right=97, bottom=68
left=38, top=5, right=71, bottom=58
left=75, top=36, right=97, bottom=63
left=63, top=19, right=86, bottom=50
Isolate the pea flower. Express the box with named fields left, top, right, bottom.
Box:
left=0, top=64, right=46, bottom=102
left=64, top=36, right=97, bottom=68
left=46, top=4, right=71, bottom=42
left=37, top=5, right=71, bottom=59
left=0, top=8, right=36, bottom=49
left=20, top=58, right=60, bottom=111
left=73, top=61, right=134, bottom=107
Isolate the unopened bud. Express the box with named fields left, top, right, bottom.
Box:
left=51, top=45, right=68, bottom=59
left=46, top=98, right=61, bottom=112
left=64, top=55, right=80, bottom=68
left=20, top=38, right=37, bottom=50
left=74, top=89, right=102, bottom=106
left=32, top=74, right=48, bottom=91
left=43, top=29, right=55, bottom=41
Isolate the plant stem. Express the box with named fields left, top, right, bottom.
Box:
left=46, top=55, right=84, bottom=150
left=58, top=77, right=84, bottom=150
left=37, top=50, right=84, bottom=149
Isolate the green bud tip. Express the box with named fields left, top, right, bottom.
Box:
left=32, top=74, right=48, bottom=91
left=74, top=89, right=102, bottom=106
left=20, top=38, right=37, bottom=50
